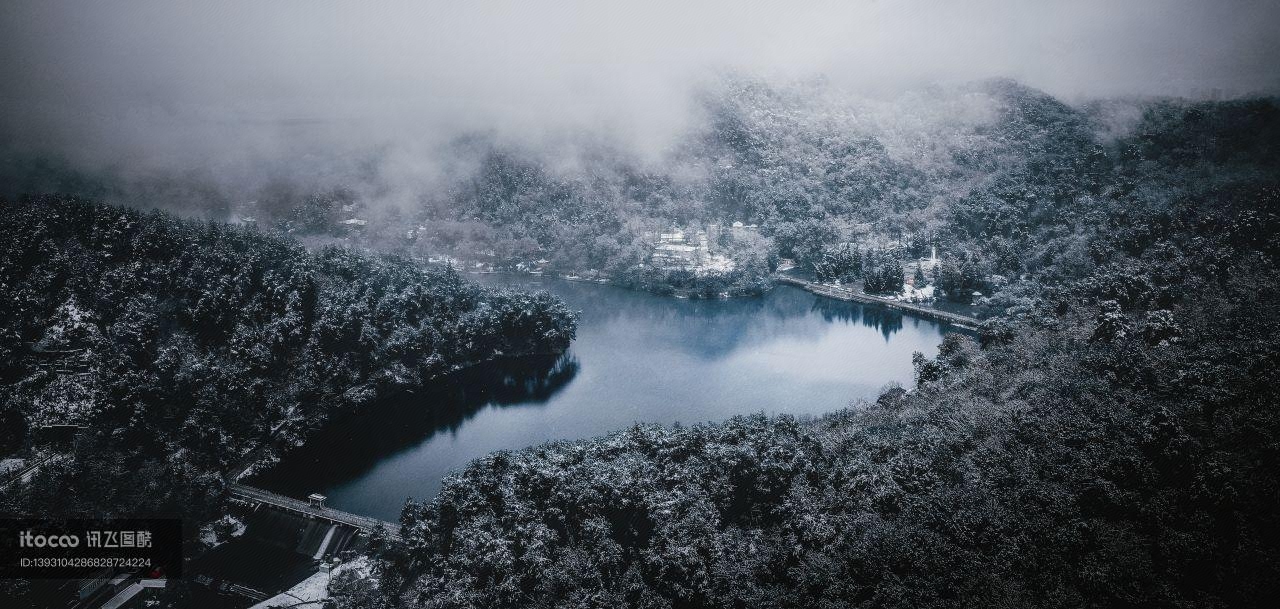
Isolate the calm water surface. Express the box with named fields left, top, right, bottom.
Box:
left=255, top=276, right=950, bottom=520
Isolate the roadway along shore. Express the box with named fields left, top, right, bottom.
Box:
left=773, top=275, right=983, bottom=330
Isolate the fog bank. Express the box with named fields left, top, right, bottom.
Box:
left=2, top=0, right=1277, bottom=207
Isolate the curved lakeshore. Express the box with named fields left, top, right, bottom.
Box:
left=253, top=274, right=957, bottom=521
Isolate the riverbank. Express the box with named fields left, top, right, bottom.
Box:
left=773, top=275, right=983, bottom=330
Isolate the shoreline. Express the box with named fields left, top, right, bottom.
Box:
left=207, top=273, right=967, bottom=606
left=205, top=349, right=570, bottom=603
left=465, top=269, right=772, bottom=300
left=476, top=268, right=982, bottom=329
left=772, top=275, right=983, bottom=330
left=229, top=347, right=571, bottom=483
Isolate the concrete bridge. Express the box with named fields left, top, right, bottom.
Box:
left=228, top=483, right=402, bottom=540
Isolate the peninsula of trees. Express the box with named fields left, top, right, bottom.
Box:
left=0, top=197, right=577, bottom=525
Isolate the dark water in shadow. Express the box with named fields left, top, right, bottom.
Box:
left=254, top=277, right=950, bottom=521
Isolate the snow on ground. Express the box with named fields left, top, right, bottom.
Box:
left=198, top=514, right=246, bottom=548
left=0, top=458, right=25, bottom=477
left=250, top=556, right=370, bottom=609
left=895, top=284, right=936, bottom=303
left=695, top=254, right=737, bottom=276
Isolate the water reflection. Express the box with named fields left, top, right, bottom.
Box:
left=250, top=353, right=578, bottom=497
left=810, top=297, right=905, bottom=339
left=258, top=277, right=949, bottom=520
left=499, top=278, right=913, bottom=359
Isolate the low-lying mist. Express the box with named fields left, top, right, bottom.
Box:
left=2, top=0, right=1277, bottom=221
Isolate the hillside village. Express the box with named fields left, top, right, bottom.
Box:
left=230, top=187, right=990, bottom=309
left=640, top=221, right=958, bottom=305
left=644, top=223, right=752, bottom=275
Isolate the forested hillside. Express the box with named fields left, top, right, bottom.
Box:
left=5, top=79, right=1276, bottom=305
left=2, top=79, right=1278, bottom=607
left=0, top=197, right=577, bottom=521
left=337, top=190, right=1280, bottom=607
left=301, top=87, right=1280, bottom=608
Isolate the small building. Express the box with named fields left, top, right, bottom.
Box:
left=730, top=221, right=758, bottom=239
left=658, top=229, right=686, bottom=243
left=308, top=494, right=327, bottom=509
left=652, top=243, right=701, bottom=268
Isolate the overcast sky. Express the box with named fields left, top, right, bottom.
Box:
left=2, top=0, right=1277, bottom=175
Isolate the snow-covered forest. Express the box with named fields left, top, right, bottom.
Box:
left=9, top=77, right=1276, bottom=307
left=336, top=87, right=1280, bottom=608
left=2, top=1, right=1278, bottom=607
left=6, top=77, right=1276, bottom=609
left=0, top=198, right=576, bottom=522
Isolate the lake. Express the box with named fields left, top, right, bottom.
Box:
left=252, top=275, right=951, bottom=521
